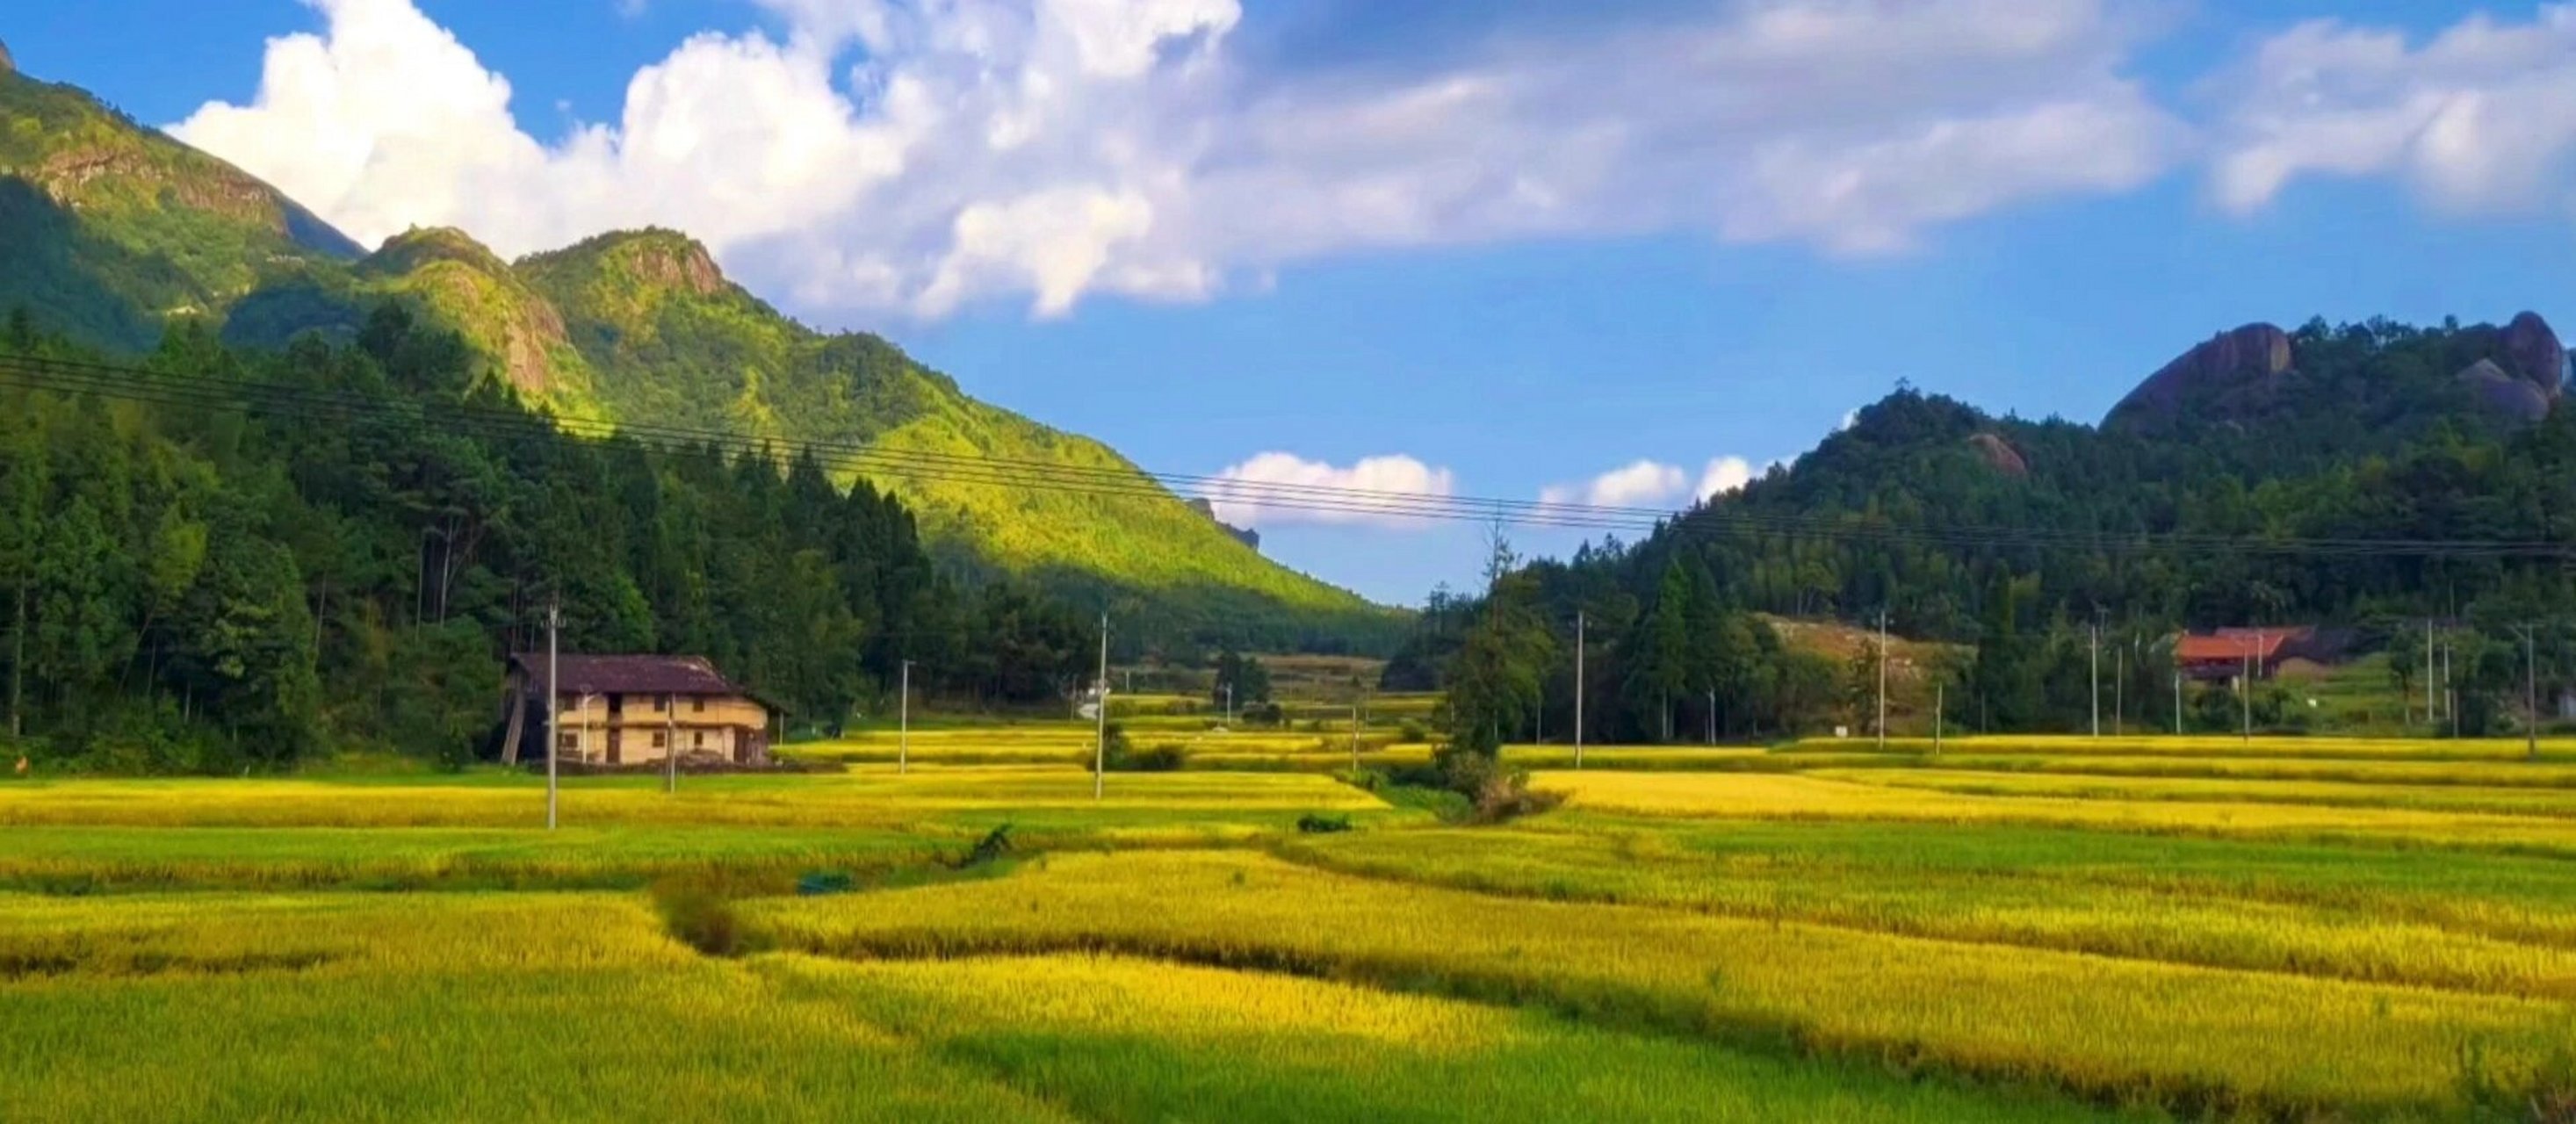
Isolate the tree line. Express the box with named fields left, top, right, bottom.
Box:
left=0, top=306, right=1108, bottom=771
left=1411, top=317, right=2576, bottom=743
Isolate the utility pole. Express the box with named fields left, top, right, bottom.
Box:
left=545, top=600, right=559, bottom=831
left=1875, top=609, right=1888, bottom=752
left=898, top=659, right=913, bottom=775
left=1707, top=688, right=1716, bottom=745
left=1093, top=611, right=1109, bottom=801
left=2115, top=644, right=2125, bottom=738
left=8, top=581, right=21, bottom=741
left=2443, top=638, right=2455, bottom=732
left=1223, top=683, right=1233, bottom=727
left=1574, top=611, right=1586, bottom=769
left=2517, top=624, right=2540, bottom=760
left=664, top=693, right=677, bottom=795
left=1934, top=683, right=1945, bottom=756
left=2089, top=622, right=2100, bottom=739
left=2427, top=619, right=2436, bottom=730
left=2240, top=631, right=2255, bottom=744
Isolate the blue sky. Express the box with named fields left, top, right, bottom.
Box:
left=13, top=1, right=2576, bottom=603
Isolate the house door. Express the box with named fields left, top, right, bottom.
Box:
left=608, top=728, right=624, bottom=765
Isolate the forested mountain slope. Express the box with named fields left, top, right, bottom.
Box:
left=1401, top=313, right=2576, bottom=743
left=0, top=63, right=1393, bottom=651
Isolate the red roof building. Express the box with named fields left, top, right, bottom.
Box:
left=2176, top=629, right=2300, bottom=681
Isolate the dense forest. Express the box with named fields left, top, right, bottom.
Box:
left=1406, top=317, right=2576, bottom=743
left=0, top=62, right=1397, bottom=659
left=0, top=306, right=1115, bottom=771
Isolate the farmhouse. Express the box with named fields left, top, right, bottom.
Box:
left=500, top=653, right=772, bottom=767
left=2174, top=627, right=2342, bottom=682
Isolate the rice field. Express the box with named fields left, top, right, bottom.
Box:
left=11, top=730, right=2576, bottom=1120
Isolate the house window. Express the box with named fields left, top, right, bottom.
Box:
left=558, top=732, right=577, bottom=751
left=691, top=697, right=705, bottom=714
left=652, top=731, right=667, bottom=749
left=653, top=695, right=667, bottom=713
left=692, top=730, right=706, bottom=748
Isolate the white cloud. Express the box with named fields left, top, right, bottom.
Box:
left=1539, top=454, right=1757, bottom=514
left=171, top=0, right=2187, bottom=321
left=1696, top=456, right=1756, bottom=500
left=1206, top=451, right=1455, bottom=529
left=1539, top=459, right=1687, bottom=509
left=2210, top=6, right=2576, bottom=216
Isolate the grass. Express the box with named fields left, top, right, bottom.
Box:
left=0, top=769, right=1389, bottom=832
left=1279, top=819, right=2576, bottom=997
left=749, top=848, right=2576, bottom=1117
left=1535, top=769, right=2576, bottom=855
left=758, top=953, right=2125, bottom=1123
left=1822, top=767, right=2576, bottom=818
left=17, top=730, right=2576, bottom=1120
left=0, top=892, right=1071, bottom=1123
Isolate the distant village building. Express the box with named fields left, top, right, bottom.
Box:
left=2176, top=629, right=2297, bottom=682
left=500, top=654, right=771, bottom=767
left=2174, top=627, right=2344, bottom=682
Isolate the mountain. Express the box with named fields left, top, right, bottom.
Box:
left=2103, top=313, right=2569, bottom=444
left=0, top=62, right=1391, bottom=651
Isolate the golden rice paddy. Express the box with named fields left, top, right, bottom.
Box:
left=11, top=730, right=2576, bottom=1120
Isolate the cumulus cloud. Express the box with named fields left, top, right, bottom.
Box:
left=1539, top=459, right=1687, bottom=509
left=1696, top=456, right=1757, bottom=499
left=1205, top=451, right=1455, bottom=528
left=2210, top=5, right=2576, bottom=216
left=1540, top=455, right=1757, bottom=514
left=172, top=0, right=2187, bottom=321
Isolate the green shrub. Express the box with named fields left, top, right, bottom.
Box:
left=1296, top=812, right=1353, bottom=834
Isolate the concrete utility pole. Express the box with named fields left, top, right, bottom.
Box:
left=545, top=601, right=559, bottom=831
left=2426, top=620, right=2437, bottom=730
left=8, top=581, right=22, bottom=741
left=2516, top=625, right=2540, bottom=760
left=2115, top=645, right=2126, bottom=738
left=1574, top=611, right=1586, bottom=769
left=1093, top=611, right=1109, bottom=801
left=1875, top=609, right=1889, bottom=752
left=1223, top=683, right=1234, bottom=727
left=2089, top=623, right=2101, bottom=739
left=2240, top=631, right=2257, bottom=744
left=664, top=694, right=677, bottom=795
left=898, top=660, right=913, bottom=775
left=1934, top=683, right=1945, bottom=756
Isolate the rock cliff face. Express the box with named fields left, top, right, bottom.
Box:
left=2500, top=311, right=2568, bottom=393
left=1188, top=498, right=1261, bottom=551
left=1967, top=432, right=2028, bottom=476
left=2103, top=323, right=2294, bottom=431
left=2455, top=358, right=2552, bottom=424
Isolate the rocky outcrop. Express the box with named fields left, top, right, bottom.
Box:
left=2500, top=311, right=2568, bottom=393
left=2455, top=358, right=2552, bottom=424
left=625, top=232, right=727, bottom=297
left=2103, top=323, right=2294, bottom=430
left=1187, top=498, right=1261, bottom=551
left=1967, top=432, right=2028, bottom=476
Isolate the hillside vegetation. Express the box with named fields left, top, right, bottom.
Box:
left=0, top=66, right=1392, bottom=652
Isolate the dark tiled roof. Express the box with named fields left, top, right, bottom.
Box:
left=510, top=653, right=741, bottom=696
